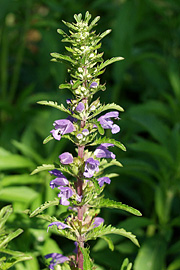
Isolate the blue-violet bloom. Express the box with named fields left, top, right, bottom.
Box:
left=58, top=186, right=74, bottom=206
left=82, top=129, right=89, bottom=136
left=59, top=152, right=73, bottom=165
left=97, top=111, right=120, bottom=134
left=45, top=253, right=69, bottom=270
left=83, top=158, right=100, bottom=178
left=94, top=143, right=116, bottom=159
left=76, top=102, right=85, bottom=112
left=97, top=176, right=111, bottom=187
left=49, top=170, right=68, bottom=189
left=90, top=82, right=98, bottom=88
left=93, top=217, right=104, bottom=228
left=50, top=119, right=75, bottom=140
left=47, top=222, right=70, bottom=232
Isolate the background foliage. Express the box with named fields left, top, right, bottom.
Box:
left=0, top=0, right=180, bottom=269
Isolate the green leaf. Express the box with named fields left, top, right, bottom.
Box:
left=43, top=135, right=54, bottom=144
left=50, top=53, right=76, bottom=64
left=80, top=247, right=94, bottom=270
left=99, top=159, right=123, bottom=171
left=30, top=164, right=55, bottom=175
left=89, top=137, right=126, bottom=151
left=99, top=29, right=112, bottom=39
left=30, top=198, right=59, bottom=217
left=98, top=57, right=124, bottom=71
left=0, top=205, right=13, bottom=230
left=120, top=258, right=133, bottom=270
left=37, top=100, right=73, bottom=115
left=0, top=229, right=23, bottom=249
left=98, top=198, right=142, bottom=216
left=89, top=16, right=100, bottom=30
left=0, top=153, right=35, bottom=170
left=86, top=225, right=139, bottom=247
left=0, top=187, right=38, bottom=203
left=134, top=236, right=167, bottom=270
left=99, top=235, right=114, bottom=251
left=89, top=102, right=124, bottom=120
left=90, top=119, right=104, bottom=135
left=59, top=83, right=71, bottom=90
left=57, top=28, right=67, bottom=36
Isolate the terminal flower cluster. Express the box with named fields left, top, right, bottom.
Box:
left=31, top=11, right=140, bottom=270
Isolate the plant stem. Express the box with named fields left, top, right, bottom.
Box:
left=76, top=114, right=86, bottom=269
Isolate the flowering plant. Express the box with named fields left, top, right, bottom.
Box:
left=30, top=11, right=141, bottom=269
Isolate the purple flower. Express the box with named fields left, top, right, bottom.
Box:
left=93, top=217, right=104, bottom=228
left=49, top=170, right=68, bottom=189
left=50, top=119, right=75, bottom=140
left=94, top=143, right=116, bottom=159
left=58, top=186, right=74, bottom=206
left=66, top=99, right=72, bottom=104
left=97, top=111, right=120, bottom=134
left=47, top=222, right=70, bottom=232
left=97, top=176, right=111, bottom=187
left=76, top=102, right=85, bottom=112
left=90, top=82, right=98, bottom=88
left=82, top=129, right=89, bottom=136
left=73, top=241, right=78, bottom=254
left=83, top=158, right=100, bottom=178
left=59, top=152, right=73, bottom=165
left=45, top=253, right=69, bottom=270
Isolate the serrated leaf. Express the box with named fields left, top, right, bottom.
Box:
left=0, top=229, right=23, bottom=249
left=89, top=102, right=124, bottom=120
left=86, top=225, right=139, bottom=247
left=43, top=135, right=54, bottom=144
left=98, top=198, right=142, bottom=216
left=50, top=53, right=76, bottom=64
left=37, top=100, right=71, bottom=115
left=49, top=224, right=76, bottom=241
left=30, top=198, right=59, bottom=217
left=98, top=57, right=124, bottom=71
left=100, top=235, right=114, bottom=251
left=89, top=137, right=126, bottom=151
left=30, top=164, right=55, bottom=175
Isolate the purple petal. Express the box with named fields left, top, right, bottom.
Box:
left=111, top=124, right=120, bottom=134
left=82, top=129, right=89, bottom=136
left=50, top=177, right=69, bottom=189
left=76, top=102, right=85, bottom=112
left=51, top=119, right=75, bottom=140
left=59, top=152, right=73, bottom=164
left=93, top=217, right=104, bottom=228
left=47, top=222, right=70, bottom=232
left=58, top=186, right=74, bottom=206
left=90, top=82, right=98, bottom=88
left=45, top=253, right=69, bottom=269
left=49, top=169, right=64, bottom=177
left=94, top=144, right=116, bottom=159
left=83, top=158, right=100, bottom=178
left=97, top=111, right=120, bottom=134
left=97, top=177, right=111, bottom=187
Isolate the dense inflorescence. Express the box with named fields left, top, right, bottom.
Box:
left=31, top=11, right=141, bottom=270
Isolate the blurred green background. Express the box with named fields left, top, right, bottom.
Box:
left=0, top=0, right=180, bottom=269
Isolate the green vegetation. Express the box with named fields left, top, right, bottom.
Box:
left=0, top=0, right=180, bottom=269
